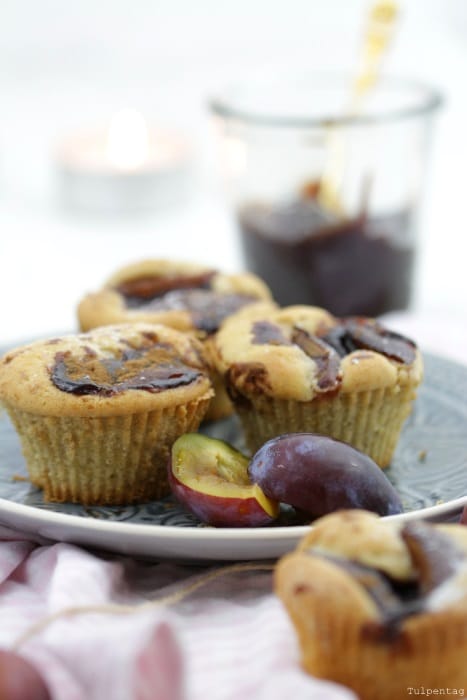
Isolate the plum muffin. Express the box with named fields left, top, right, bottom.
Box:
left=0, top=323, right=213, bottom=504
left=212, top=305, right=423, bottom=467
left=275, top=510, right=467, bottom=700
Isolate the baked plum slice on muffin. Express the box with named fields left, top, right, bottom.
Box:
left=212, top=305, right=423, bottom=467
left=168, top=433, right=279, bottom=527
left=0, top=323, right=213, bottom=505
left=77, top=258, right=276, bottom=421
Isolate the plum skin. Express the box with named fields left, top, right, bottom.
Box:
left=168, top=433, right=279, bottom=527
left=169, top=465, right=278, bottom=527
left=0, top=650, right=50, bottom=700
left=248, top=433, right=403, bottom=518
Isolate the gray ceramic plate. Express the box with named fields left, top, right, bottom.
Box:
left=0, top=352, right=466, bottom=561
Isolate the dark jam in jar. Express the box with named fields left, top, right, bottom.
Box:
left=238, top=198, right=415, bottom=317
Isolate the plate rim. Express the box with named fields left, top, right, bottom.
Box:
left=0, top=494, right=465, bottom=543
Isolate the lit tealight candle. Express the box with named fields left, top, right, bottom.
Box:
left=107, top=109, right=150, bottom=171
left=57, top=109, right=192, bottom=215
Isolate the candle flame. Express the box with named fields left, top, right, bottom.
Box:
left=222, top=136, right=247, bottom=178
left=106, top=109, right=150, bottom=170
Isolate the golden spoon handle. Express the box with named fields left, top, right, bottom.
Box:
left=352, top=0, right=399, bottom=104
left=318, top=0, right=399, bottom=214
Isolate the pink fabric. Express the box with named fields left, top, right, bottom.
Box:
left=0, top=525, right=355, bottom=700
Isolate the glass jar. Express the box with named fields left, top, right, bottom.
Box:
left=210, top=73, right=442, bottom=317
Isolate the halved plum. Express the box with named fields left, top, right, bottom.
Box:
left=248, top=433, right=403, bottom=518
left=168, top=433, right=279, bottom=527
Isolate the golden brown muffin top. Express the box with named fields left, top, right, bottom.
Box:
left=77, top=258, right=275, bottom=335
left=213, top=305, right=423, bottom=401
left=0, top=323, right=213, bottom=417
left=298, top=510, right=416, bottom=581
left=276, top=510, right=467, bottom=634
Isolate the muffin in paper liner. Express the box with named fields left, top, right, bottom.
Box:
left=213, top=305, right=423, bottom=467
left=5, top=399, right=210, bottom=504
left=231, top=384, right=416, bottom=467
left=0, top=323, right=213, bottom=505
left=275, top=511, right=467, bottom=700
left=77, top=258, right=276, bottom=421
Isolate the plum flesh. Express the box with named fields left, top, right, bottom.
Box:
left=169, top=433, right=279, bottom=527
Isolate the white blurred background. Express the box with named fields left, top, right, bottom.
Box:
left=0, top=0, right=466, bottom=347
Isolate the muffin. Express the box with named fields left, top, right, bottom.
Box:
left=77, top=258, right=276, bottom=420
left=0, top=323, right=213, bottom=504
left=275, top=510, right=467, bottom=700
left=212, top=305, right=423, bottom=467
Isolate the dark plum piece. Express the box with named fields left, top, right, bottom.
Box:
left=251, top=320, right=292, bottom=346
left=168, top=433, right=279, bottom=527
left=0, top=650, right=50, bottom=700
left=402, top=521, right=466, bottom=593
left=319, top=318, right=416, bottom=364
left=291, top=327, right=342, bottom=392
left=117, top=270, right=215, bottom=305
left=248, top=433, right=403, bottom=518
